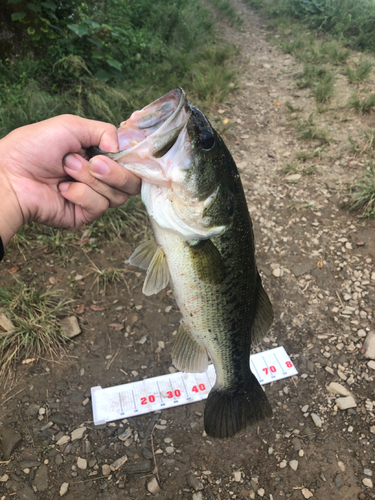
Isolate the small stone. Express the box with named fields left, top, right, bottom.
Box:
left=363, top=331, right=375, bottom=359
left=258, top=488, right=265, bottom=497
left=292, top=437, right=301, bottom=451
left=336, top=396, right=357, bottom=410
left=327, top=382, right=350, bottom=396
left=368, top=360, right=375, bottom=370
left=102, top=464, right=111, bottom=476
left=371, top=426, right=375, bottom=435
left=233, top=470, right=242, bottom=482
left=60, top=316, right=81, bottom=339
left=363, top=478, right=373, bottom=488
left=71, top=426, right=86, bottom=441
left=301, top=405, right=309, bottom=412
left=285, top=173, right=301, bottom=182
left=166, top=446, right=174, bottom=454
left=147, top=477, right=160, bottom=494
left=289, top=460, right=298, bottom=471
left=56, top=435, right=70, bottom=446
left=77, top=457, right=87, bottom=470
left=272, top=267, right=284, bottom=277
left=34, top=464, right=49, bottom=492
left=60, top=482, right=69, bottom=497
left=0, top=474, right=9, bottom=482
left=335, top=473, right=342, bottom=488
left=364, top=469, right=373, bottom=476
left=110, top=454, right=128, bottom=471
left=186, top=472, right=204, bottom=491
left=311, top=413, right=322, bottom=428
left=279, top=460, right=287, bottom=469
left=302, top=488, right=313, bottom=499
left=193, top=493, right=203, bottom=500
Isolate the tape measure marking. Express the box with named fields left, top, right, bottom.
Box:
left=91, top=346, right=297, bottom=425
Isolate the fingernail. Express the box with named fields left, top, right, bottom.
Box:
left=64, top=154, right=82, bottom=171
left=89, top=157, right=110, bottom=176
left=59, top=182, right=70, bottom=192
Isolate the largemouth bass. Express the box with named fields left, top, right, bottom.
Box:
left=89, top=88, right=274, bottom=438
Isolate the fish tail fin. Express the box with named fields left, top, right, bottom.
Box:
left=204, top=373, right=272, bottom=439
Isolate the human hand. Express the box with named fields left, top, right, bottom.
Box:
left=0, top=115, right=141, bottom=245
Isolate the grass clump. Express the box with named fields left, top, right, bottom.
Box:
left=209, top=0, right=243, bottom=24
left=346, top=59, right=373, bottom=83
left=348, top=93, right=375, bottom=114
left=0, top=279, right=72, bottom=378
left=348, top=162, right=375, bottom=216
left=314, top=73, right=335, bottom=103
left=296, top=114, right=331, bottom=144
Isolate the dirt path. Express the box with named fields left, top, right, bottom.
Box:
left=1, top=2, right=375, bottom=500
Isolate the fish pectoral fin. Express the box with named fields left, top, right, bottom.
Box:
left=142, top=246, right=170, bottom=296
left=172, top=323, right=208, bottom=373
left=129, top=239, right=159, bottom=270
left=187, top=239, right=225, bottom=284
left=251, top=274, right=274, bottom=346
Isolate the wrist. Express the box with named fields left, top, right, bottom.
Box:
left=0, top=167, right=24, bottom=247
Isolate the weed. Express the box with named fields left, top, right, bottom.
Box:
left=210, top=0, right=243, bottom=24
left=85, top=258, right=129, bottom=295
left=362, top=128, right=375, bottom=151
left=348, top=93, right=375, bottom=113
left=348, top=136, right=360, bottom=153
left=321, top=42, right=350, bottom=65
left=296, top=114, right=331, bottom=144
left=348, top=162, right=375, bottom=216
left=0, top=278, right=72, bottom=378
left=285, top=100, right=301, bottom=112
left=314, top=73, right=335, bottom=103
left=346, top=59, right=373, bottom=83
left=297, top=64, right=328, bottom=89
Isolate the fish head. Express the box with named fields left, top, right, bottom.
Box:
left=92, top=88, right=235, bottom=240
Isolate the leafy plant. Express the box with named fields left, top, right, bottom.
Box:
left=348, top=93, right=375, bottom=113
left=314, top=73, right=335, bottom=103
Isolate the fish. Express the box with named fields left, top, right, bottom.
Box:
left=89, top=88, right=274, bottom=438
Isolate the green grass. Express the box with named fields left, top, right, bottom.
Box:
left=346, top=59, right=373, bottom=83
left=0, top=279, right=72, bottom=378
left=348, top=162, right=375, bottom=216
left=209, top=0, right=243, bottom=24
left=285, top=100, right=301, bottom=112
left=314, top=73, right=335, bottom=103
left=296, top=114, right=331, bottom=144
left=348, top=93, right=375, bottom=113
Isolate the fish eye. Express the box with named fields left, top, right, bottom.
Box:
left=199, top=128, right=215, bottom=150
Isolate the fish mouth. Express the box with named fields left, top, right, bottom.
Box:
left=109, top=88, right=191, bottom=161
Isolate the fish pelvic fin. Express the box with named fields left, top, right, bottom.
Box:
left=172, top=323, right=208, bottom=373
left=204, top=373, right=272, bottom=439
left=142, top=246, right=170, bottom=296
left=251, top=273, right=274, bottom=346
left=129, top=239, right=158, bottom=270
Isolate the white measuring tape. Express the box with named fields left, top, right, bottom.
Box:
left=91, top=346, right=297, bottom=425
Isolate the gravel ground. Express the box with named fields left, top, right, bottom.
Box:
left=1, top=1, right=375, bottom=499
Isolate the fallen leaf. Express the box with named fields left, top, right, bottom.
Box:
left=22, top=358, right=35, bottom=365
left=8, top=265, right=19, bottom=274
left=49, top=277, right=57, bottom=285
left=78, top=238, right=89, bottom=246
left=223, top=118, right=229, bottom=124
left=90, top=304, right=105, bottom=311
left=109, top=323, right=124, bottom=331
left=273, top=101, right=281, bottom=106
left=43, top=247, right=53, bottom=254
left=75, top=304, right=86, bottom=315
left=317, top=260, right=323, bottom=269
left=0, top=313, right=15, bottom=332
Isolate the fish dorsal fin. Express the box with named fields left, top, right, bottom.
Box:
left=251, top=274, right=274, bottom=346
left=187, top=239, right=225, bottom=284
left=142, top=246, right=170, bottom=296
left=129, top=239, right=159, bottom=270
left=172, top=323, right=208, bottom=373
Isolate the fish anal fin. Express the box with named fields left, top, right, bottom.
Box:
left=172, top=323, right=208, bottom=373
left=129, top=239, right=158, bottom=270
left=204, top=373, right=272, bottom=439
left=188, top=239, right=225, bottom=284
left=251, top=274, right=274, bottom=346
left=142, top=247, right=169, bottom=296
